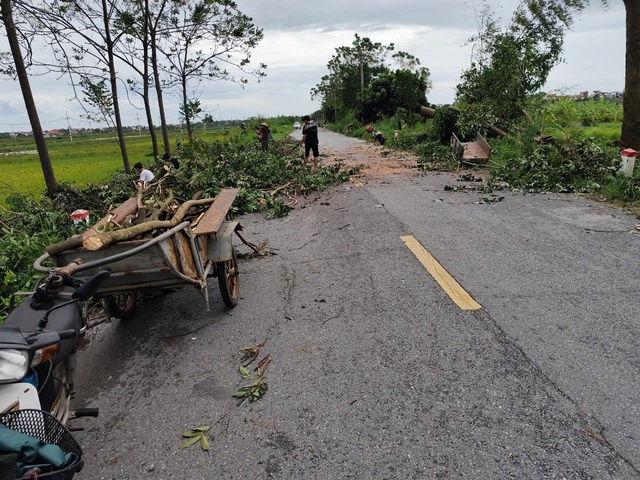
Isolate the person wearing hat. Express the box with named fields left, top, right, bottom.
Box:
left=375, top=130, right=386, bottom=145
left=259, top=122, right=271, bottom=151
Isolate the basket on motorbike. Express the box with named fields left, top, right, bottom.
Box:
left=33, top=188, right=242, bottom=315
left=0, top=409, right=83, bottom=479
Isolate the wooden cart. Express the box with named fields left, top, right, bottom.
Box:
left=33, top=189, right=241, bottom=316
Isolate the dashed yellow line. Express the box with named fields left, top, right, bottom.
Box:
left=401, top=235, right=482, bottom=311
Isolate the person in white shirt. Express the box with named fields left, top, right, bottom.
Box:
left=134, top=162, right=155, bottom=183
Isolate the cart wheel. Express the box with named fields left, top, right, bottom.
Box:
left=104, top=293, right=138, bottom=319
left=217, top=250, right=239, bottom=308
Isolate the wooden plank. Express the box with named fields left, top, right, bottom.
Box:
left=461, top=141, right=490, bottom=160
left=475, top=134, right=491, bottom=157
left=192, top=188, right=239, bottom=236
left=82, top=197, right=138, bottom=241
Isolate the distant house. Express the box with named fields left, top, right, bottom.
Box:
left=547, top=90, right=623, bottom=102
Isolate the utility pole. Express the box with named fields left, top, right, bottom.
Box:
left=137, top=114, right=141, bottom=136
left=66, top=111, right=73, bottom=142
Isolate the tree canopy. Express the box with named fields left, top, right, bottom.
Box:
left=311, top=33, right=431, bottom=123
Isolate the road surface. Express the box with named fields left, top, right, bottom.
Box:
left=73, top=129, right=640, bottom=479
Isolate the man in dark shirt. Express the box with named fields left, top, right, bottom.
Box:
left=299, top=115, right=319, bottom=169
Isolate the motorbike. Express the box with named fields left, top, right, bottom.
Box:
left=0, top=261, right=108, bottom=478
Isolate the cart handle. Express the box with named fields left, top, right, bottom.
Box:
left=34, top=221, right=192, bottom=274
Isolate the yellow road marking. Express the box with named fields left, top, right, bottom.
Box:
left=401, top=235, right=482, bottom=311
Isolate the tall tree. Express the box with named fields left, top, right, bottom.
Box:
left=456, top=0, right=575, bottom=133
left=115, top=0, right=175, bottom=157
left=0, top=0, right=58, bottom=196
left=115, top=0, right=160, bottom=159
left=313, top=33, right=395, bottom=121
left=21, top=0, right=132, bottom=172
left=157, top=0, right=265, bottom=142
left=621, top=0, right=640, bottom=150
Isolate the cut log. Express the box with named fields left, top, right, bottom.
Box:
left=46, top=236, right=83, bottom=256
left=150, top=190, right=175, bottom=221
left=82, top=197, right=138, bottom=241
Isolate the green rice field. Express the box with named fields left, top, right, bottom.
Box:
left=0, top=129, right=229, bottom=205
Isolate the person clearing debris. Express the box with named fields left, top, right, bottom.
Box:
left=375, top=130, right=386, bottom=145
left=299, top=115, right=319, bottom=170
left=259, top=122, right=272, bottom=151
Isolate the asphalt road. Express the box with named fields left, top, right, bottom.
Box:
left=73, top=129, right=640, bottom=479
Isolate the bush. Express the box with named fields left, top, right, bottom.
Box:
left=0, top=195, right=80, bottom=321
left=490, top=138, right=619, bottom=192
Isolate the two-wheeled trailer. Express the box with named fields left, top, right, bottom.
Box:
left=32, top=188, right=241, bottom=317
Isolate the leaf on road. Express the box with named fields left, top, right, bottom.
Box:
left=200, top=435, right=210, bottom=451
left=179, top=436, right=201, bottom=449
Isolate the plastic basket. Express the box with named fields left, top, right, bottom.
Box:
left=0, top=409, right=83, bottom=479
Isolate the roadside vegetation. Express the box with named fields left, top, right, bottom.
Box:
left=329, top=97, right=638, bottom=202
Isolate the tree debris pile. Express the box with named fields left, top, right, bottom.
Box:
left=82, top=183, right=213, bottom=251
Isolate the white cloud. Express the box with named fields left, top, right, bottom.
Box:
left=0, top=0, right=627, bottom=129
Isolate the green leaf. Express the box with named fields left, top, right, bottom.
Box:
left=179, top=435, right=201, bottom=449
left=182, top=430, right=201, bottom=437
left=193, top=426, right=211, bottom=432
left=200, top=435, right=210, bottom=451
left=239, top=366, right=249, bottom=377
left=232, top=390, right=249, bottom=398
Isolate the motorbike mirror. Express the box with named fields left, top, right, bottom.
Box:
left=72, top=270, right=110, bottom=300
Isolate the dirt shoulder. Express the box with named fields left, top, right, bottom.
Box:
left=322, top=141, right=418, bottom=180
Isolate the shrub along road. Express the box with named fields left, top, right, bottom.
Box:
left=72, top=129, right=640, bottom=478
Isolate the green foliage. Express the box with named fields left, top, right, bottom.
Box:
left=357, top=68, right=429, bottom=123
left=432, top=107, right=460, bottom=144
left=80, top=77, right=114, bottom=126
left=543, top=98, right=623, bottom=130
left=179, top=426, right=211, bottom=451
left=313, top=33, right=430, bottom=123
left=455, top=0, right=586, bottom=132
left=0, top=195, right=79, bottom=320
left=490, top=138, right=619, bottom=192
left=600, top=175, right=640, bottom=202
left=415, top=142, right=459, bottom=170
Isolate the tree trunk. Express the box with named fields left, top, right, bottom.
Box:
left=622, top=0, right=640, bottom=150
left=182, top=73, right=193, bottom=142
left=1, top=0, right=58, bottom=196
left=102, top=0, right=130, bottom=173
left=151, top=29, right=171, bottom=155
left=142, top=0, right=158, bottom=159
left=419, top=104, right=507, bottom=138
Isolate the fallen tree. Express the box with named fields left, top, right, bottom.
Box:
left=419, top=104, right=507, bottom=138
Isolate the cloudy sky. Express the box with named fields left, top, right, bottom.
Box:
left=0, top=0, right=626, bottom=132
